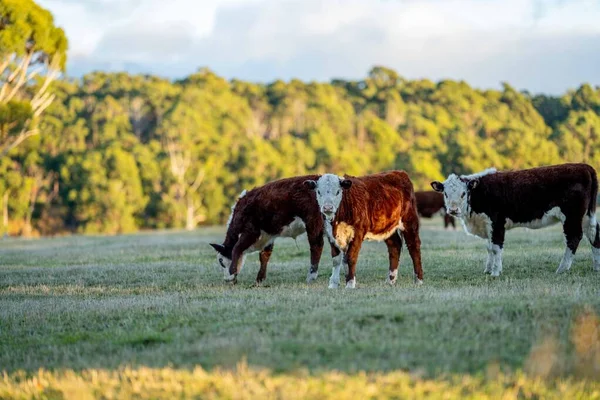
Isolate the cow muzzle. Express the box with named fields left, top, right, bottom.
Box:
left=322, top=204, right=335, bottom=220
left=448, top=207, right=461, bottom=217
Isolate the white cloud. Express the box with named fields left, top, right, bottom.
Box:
left=39, top=0, right=600, bottom=94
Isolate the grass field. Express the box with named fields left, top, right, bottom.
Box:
left=1, top=217, right=600, bottom=398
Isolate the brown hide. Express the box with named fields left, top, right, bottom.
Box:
left=330, top=170, right=423, bottom=284
left=215, top=175, right=325, bottom=283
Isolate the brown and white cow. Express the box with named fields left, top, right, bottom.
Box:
left=210, top=175, right=327, bottom=284
left=415, top=191, right=456, bottom=229
left=305, top=171, right=423, bottom=288
left=431, top=163, right=600, bottom=276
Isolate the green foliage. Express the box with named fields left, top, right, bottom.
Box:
left=2, top=66, right=600, bottom=235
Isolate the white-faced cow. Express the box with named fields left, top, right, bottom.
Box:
left=210, top=175, right=327, bottom=284
left=305, top=171, right=423, bottom=289
left=431, top=163, right=600, bottom=276
left=415, top=191, right=456, bottom=229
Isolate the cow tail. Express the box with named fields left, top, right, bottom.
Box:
left=589, top=167, right=598, bottom=217
left=588, top=167, right=600, bottom=247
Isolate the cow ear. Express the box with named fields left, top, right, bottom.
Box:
left=209, top=243, right=226, bottom=254
left=467, top=179, right=478, bottom=190
left=303, top=180, right=317, bottom=190
left=431, top=181, right=444, bottom=192
left=340, top=179, right=352, bottom=190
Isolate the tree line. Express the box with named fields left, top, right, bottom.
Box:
left=2, top=1, right=600, bottom=236
left=2, top=66, right=599, bottom=236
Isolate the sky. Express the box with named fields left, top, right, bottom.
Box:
left=38, top=0, right=600, bottom=95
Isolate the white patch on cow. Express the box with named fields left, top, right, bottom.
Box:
left=556, top=248, right=574, bottom=273
left=365, top=221, right=404, bottom=242
left=345, top=277, right=356, bottom=289
left=314, top=174, right=345, bottom=221
left=414, top=275, right=423, bottom=285
left=306, top=270, right=318, bottom=283
left=334, top=222, right=355, bottom=251
left=329, top=253, right=343, bottom=289
left=490, top=244, right=503, bottom=277
left=462, top=168, right=498, bottom=180
left=323, top=219, right=340, bottom=250
left=388, top=269, right=398, bottom=285
left=505, top=207, right=565, bottom=230
left=226, top=190, right=247, bottom=228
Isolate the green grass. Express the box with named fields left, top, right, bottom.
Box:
left=1, top=218, right=599, bottom=386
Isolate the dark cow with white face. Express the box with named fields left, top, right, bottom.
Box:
left=306, top=171, right=423, bottom=288
left=431, top=163, right=600, bottom=276
left=210, top=175, right=328, bottom=284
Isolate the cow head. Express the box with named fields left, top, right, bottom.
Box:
left=209, top=243, right=236, bottom=280
left=304, top=174, right=352, bottom=221
left=431, top=168, right=496, bottom=217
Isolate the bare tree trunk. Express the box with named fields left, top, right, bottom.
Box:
left=22, top=177, right=41, bottom=237
left=186, top=196, right=195, bottom=231
left=2, top=191, right=8, bottom=238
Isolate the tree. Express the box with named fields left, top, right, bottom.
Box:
left=0, top=0, right=68, bottom=156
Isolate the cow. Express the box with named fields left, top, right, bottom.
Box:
left=209, top=175, right=327, bottom=284
left=415, top=191, right=456, bottom=229
left=431, top=163, right=600, bottom=276
left=304, top=171, right=423, bottom=289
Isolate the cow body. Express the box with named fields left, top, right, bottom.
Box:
left=432, top=163, right=600, bottom=275
left=415, top=191, right=456, bottom=229
left=210, top=175, right=326, bottom=284
left=306, top=171, right=423, bottom=288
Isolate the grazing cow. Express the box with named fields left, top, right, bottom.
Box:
left=431, top=163, right=600, bottom=276
left=209, top=175, right=327, bottom=284
left=415, top=191, right=456, bottom=229
left=304, top=171, right=423, bottom=288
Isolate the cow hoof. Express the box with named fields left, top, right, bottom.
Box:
left=306, top=271, right=318, bottom=283
left=415, top=279, right=423, bottom=285
left=345, top=279, right=356, bottom=289
left=490, top=271, right=500, bottom=277
left=388, top=271, right=398, bottom=285
left=328, top=281, right=339, bottom=289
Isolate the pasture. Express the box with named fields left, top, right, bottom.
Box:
left=1, top=217, right=600, bottom=398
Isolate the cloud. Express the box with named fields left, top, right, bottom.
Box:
left=39, top=0, right=600, bottom=94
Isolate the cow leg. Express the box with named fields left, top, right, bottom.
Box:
left=256, top=242, right=274, bottom=284
left=228, top=230, right=260, bottom=282
left=402, top=213, right=423, bottom=284
left=306, top=228, right=324, bottom=283
left=583, top=214, right=600, bottom=271
left=557, top=215, right=583, bottom=273
left=344, top=233, right=365, bottom=289
left=484, top=240, right=494, bottom=274
left=328, top=243, right=343, bottom=289
left=385, top=231, right=403, bottom=284
left=490, top=220, right=505, bottom=277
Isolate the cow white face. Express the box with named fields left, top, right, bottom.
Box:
left=304, top=174, right=352, bottom=221
left=431, top=174, right=477, bottom=218
left=209, top=243, right=236, bottom=280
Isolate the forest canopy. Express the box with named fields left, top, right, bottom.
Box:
left=2, top=65, right=599, bottom=236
